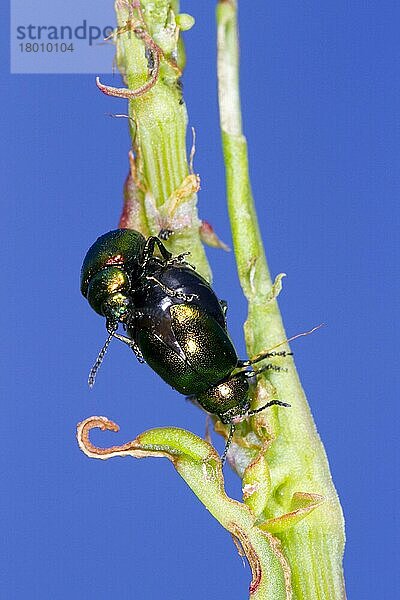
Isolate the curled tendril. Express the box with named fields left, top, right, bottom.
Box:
left=96, top=60, right=159, bottom=99
left=97, top=20, right=162, bottom=99
left=77, top=416, right=139, bottom=458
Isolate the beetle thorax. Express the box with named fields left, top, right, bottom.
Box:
left=196, top=373, right=250, bottom=423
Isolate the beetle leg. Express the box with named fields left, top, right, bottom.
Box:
left=145, top=275, right=198, bottom=302
left=219, top=299, right=228, bottom=317
left=165, top=252, right=197, bottom=271
left=142, top=236, right=172, bottom=268
left=243, top=363, right=288, bottom=377
left=238, top=349, right=293, bottom=368
left=221, top=422, right=236, bottom=466
left=238, top=324, right=324, bottom=367
left=111, top=331, right=145, bottom=363
left=158, top=228, right=174, bottom=240
left=168, top=251, right=190, bottom=263
left=247, top=400, right=291, bottom=416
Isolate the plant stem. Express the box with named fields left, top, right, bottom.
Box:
left=110, top=0, right=211, bottom=281
left=216, top=1, right=346, bottom=598
left=78, top=418, right=293, bottom=599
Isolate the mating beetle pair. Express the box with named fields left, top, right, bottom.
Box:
left=81, top=229, right=291, bottom=462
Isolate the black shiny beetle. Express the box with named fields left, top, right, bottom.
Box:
left=81, top=229, right=291, bottom=462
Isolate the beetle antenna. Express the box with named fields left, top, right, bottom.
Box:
left=266, top=323, right=325, bottom=353
left=88, top=323, right=117, bottom=388
left=241, top=323, right=325, bottom=367
left=221, top=423, right=236, bottom=466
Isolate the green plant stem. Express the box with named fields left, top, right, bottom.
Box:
left=113, top=0, right=211, bottom=281
left=78, top=418, right=293, bottom=599
left=216, top=1, right=346, bottom=598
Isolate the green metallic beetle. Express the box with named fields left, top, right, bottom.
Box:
left=81, top=229, right=291, bottom=462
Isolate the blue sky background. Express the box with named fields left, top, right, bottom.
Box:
left=2, top=2, right=399, bottom=598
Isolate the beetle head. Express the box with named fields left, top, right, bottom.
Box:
left=86, top=266, right=131, bottom=322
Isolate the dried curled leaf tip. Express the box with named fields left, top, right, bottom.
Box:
left=96, top=14, right=163, bottom=99
left=96, top=68, right=160, bottom=100
left=77, top=416, right=136, bottom=459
